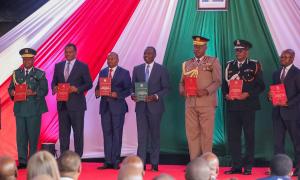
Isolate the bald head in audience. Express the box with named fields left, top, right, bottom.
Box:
left=201, top=152, right=219, bottom=178
left=57, top=151, right=81, bottom=180
left=122, top=156, right=144, bottom=174
left=118, top=165, right=143, bottom=180
left=0, top=156, right=17, bottom=180
left=153, top=173, right=175, bottom=180
left=185, top=157, right=211, bottom=180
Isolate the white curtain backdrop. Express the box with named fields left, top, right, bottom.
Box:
left=259, top=0, right=300, bottom=66
left=0, top=0, right=85, bottom=83
left=82, top=0, right=178, bottom=158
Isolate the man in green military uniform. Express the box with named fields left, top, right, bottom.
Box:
left=8, top=48, right=48, bottom=169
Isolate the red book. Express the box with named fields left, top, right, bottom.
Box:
left=229, top=80, right=243, bottom=99
left=270, top=84, right=287, bottom=105
left=57, top=83, right=70, bottom=101
left=184, top=76, right=197, bottom=96
left=99, top=77, right=111, bottom=96
left=14, top=84, right=27, bottom=102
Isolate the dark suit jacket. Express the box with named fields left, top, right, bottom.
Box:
left=132, top=62, right=170, bottom=114
left=51, top=60, right=92, bottom=111
left=223, top=59, right=265, bottom=111
left=272, top=65, right=300, bottom=120
left=96, top=66, right=131, bottom=115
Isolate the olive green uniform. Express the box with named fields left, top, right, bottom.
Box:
left=8, top=67, right=48, bottom=164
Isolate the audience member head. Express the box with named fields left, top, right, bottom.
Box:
left=118, top=165, right=143, bottom=180
left=31, top=174, right=53, bottom=180
left=153, top=173, right=174, bottom=180
left=185, top=157, right=211, bottom=180
left=122, top=156, right=144, bottom=175
left=0, top=156, right=17, bottom=180
left=201, top=152, right=219, bottom=178
left=57, top=151, right=81, bottom=180
left=27, top=151, right=60, bottom=180
left=270, top=154, right=293, bottom=176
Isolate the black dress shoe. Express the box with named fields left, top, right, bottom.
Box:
left=293, top=168, right=300, bottom=176
left=151, top=164, right=158, bottom=171
left=17, top=163, right=27, bottom=169
left=243, top=169, right=252, bottom=175
left=224, top=168, right=242, bottom=174
left=97, top=163, right=112, bottom=170
left=113, top=163, right=120, bottom=170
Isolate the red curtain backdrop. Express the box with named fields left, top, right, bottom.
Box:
left=0, top=0, right=139, bottom=159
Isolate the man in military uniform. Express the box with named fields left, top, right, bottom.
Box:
left=179, top=36, right=222, bottom=161
left=223, top=40, right=265, bottom=175
left=8, top=48, right=48, bottom=169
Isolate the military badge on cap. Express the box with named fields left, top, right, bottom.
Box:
left=19, top=48, right=37, bottom=58
left=193, top=35, right=210, bottom=46
left=234, top=39, right=252, bottom=49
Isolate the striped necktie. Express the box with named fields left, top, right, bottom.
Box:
left=280, top=67, right=286, bottom=82
left=64, top=62, right=71, bottom=81
left=145, top=64, right=150, bottom=82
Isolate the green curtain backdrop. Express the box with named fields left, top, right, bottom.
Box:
left=161, top=0, right=285, bottom=161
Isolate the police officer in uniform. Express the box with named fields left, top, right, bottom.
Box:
left=8, top=48, right=48, bottom=169
left=223, top=40, right=265, bottom=175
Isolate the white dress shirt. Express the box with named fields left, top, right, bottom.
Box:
left=108, top=66, right=117, bottom=78
left=64, top=59, right=76, bottom=75
left=145, top=61, right=155, bottom=76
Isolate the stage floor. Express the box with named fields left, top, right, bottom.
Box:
left=17, top=163, right=298, bottom=180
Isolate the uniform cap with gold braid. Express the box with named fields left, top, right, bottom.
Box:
left=192, top=35, right=209, bottom=46
left=233, top=39, right=252, bottom=49
left=19, top=48, right=37, bottom=58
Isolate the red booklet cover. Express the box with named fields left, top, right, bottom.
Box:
left=184, top=76, right=197, bottom=96
left=57, top=83, right=70, bottom=101
left=270, top=84, right=287, bottom=105
left=99, top=77, right=111, bottom=96
left=14, top=84, right=27, bottom=102
left=229, top=80, right=243, bottom=99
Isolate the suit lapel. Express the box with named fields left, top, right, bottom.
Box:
left=101, top=67, right=109, bottom=77
left=283, top=65, right=295, bottom=83
left=274, top=69, right=281, bottom=84
left=140, top=64, right=146, bottom=82
left=148, top=63, right=157, bottom=83
left=112, top=66, right=120, bottom=83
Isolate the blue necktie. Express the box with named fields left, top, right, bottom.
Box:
left=145, top=64, right=150, bottom=82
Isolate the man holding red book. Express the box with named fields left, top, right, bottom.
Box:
left=52, top=44, right=92, bottom=157
left=268, top=49, right=300, bottom=176
left=179, top=36, right=221, bottom=161
left=95, top=52, right=131, bottom=169
left=223, top=39, right=265, bottom=175
left=8, top=48, right=48, bottom=169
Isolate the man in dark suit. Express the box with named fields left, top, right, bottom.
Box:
left=223, top=40, right=265, bottom=175
left=269, top=49, right=300, bottom=176
left=131, top=46, right=170, bottom=171
left=95, top=52, right=131, bottom=169
left=8, top=48, right=48, bottom=169
left=52, top=43, right=92, bottom=157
